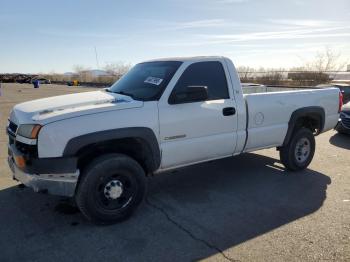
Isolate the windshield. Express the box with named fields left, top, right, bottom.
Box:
left=108, top=61, right=182, bottom=101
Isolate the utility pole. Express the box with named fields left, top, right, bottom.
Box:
left=94, top=46, right=100, bottom=69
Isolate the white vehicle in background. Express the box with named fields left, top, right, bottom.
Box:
left=7, top=56, right=341, bottom=224
left=241, top=83, right=266, bottom=87
left=241, top=83, right=267, bottom=94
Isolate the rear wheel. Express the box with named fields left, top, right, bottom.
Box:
left=279, top=128, right=315, bottom=171
left=75, top=153, right=146, bottom=224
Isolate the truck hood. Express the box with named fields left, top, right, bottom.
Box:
left=10, top=90, right=143, bottom=125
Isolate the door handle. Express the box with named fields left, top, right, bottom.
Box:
left=222, top=107, right=236, bottom=116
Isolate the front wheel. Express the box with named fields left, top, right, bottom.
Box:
left=279, top=128, right=315, bottom=171
left=75, top=153, right=147, bottom=224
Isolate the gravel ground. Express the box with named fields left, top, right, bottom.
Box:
left=0, top=83, right=349, bottom=262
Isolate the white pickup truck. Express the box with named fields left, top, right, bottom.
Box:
left=7, top=56, right=341, bottom=224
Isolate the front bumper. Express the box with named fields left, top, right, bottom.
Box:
left=7, top=145, right=79, bottom=197
left=335, top=119, right=350, bottom=134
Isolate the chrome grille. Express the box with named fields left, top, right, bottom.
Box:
left=8, top=121, right=18, bottom=135
left=340, top=112, right=350, bottom=129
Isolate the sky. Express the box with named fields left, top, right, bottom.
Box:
left=0, top=0, right=349, bottom=73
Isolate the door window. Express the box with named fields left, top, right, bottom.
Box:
left=169, top=61, right=229, bottom=103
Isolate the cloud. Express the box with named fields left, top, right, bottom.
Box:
left=153, top=24, right=350, bottom=47
left=174, top=19, right=227, bottom=29
left=216, top=0, right=248, bottom=3
left=267, top=19, right=341, bottom=27
left=38, top=29, right=121, bottom=39
left=199, top=26, right=350, bottom=41
left=157, top=19, right=233, bottom=31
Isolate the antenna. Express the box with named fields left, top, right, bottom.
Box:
left=94, top=46, right=100, bottom=69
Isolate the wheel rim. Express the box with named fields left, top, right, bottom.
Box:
left=104, top=180, right=123, bottom=200
left=95, top=174, right=135, bottom=210
left=294, top=137, right=311, bottom=164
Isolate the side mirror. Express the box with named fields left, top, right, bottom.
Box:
left=169, top=85, right=208, bottom=104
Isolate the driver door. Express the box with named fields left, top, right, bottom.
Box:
left=158, top=60, right=238, bottom=169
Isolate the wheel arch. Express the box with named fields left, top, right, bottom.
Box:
left=283, top=106, right=325, bottom=146
left=63, top=127, right=161, bottom=174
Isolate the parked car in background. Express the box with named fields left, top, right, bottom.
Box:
left=31, top=78, right=51, bottom=84
left=317, top=83, right=350, bottom=104
left=335, top=101, right=350, bottom=134
left=67, top=80, right=80, bottom=86
left=17, top=76, right=33, bottom=84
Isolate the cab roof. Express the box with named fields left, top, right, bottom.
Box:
left=143, top=56, right=228, bottom=63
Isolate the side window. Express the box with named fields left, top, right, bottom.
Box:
left=170, top=61, right=229, bottom=103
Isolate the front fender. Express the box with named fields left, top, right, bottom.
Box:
left=62, top=127, right=161, bottom=171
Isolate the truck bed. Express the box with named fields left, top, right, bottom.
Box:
left=242, top=88, right=340, bottom=152
left=242, top=85, right=313, bottom=94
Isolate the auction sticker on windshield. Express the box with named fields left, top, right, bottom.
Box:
left=144, top=76, right=163, bottom=86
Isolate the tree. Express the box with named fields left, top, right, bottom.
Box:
left=72, top=65, right=93, bottom=82
left=73, top=64, right=89, bottom=74
left=255, top=68, right=284, bottom=85
left=237, top=66, right=255, bottom=82
left=103, top=62, right=131, bottom=77
left=291, top=47, right=347, bottom=85
left=306, top=47, right=346, bottom=72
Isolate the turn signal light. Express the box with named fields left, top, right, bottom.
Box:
left=31, top=125, right=42, bottom=139
left=14, top=155, right=26, bottom=169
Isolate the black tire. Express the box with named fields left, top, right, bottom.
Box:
left=279, top=128, right=315, bottom=171
left=75, top=153, right=147, bottom=224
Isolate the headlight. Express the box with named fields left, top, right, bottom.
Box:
left=17, top=124, right=42, bottom=139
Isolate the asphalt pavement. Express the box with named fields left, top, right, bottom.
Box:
left=0, top=84, right=349, bottom=261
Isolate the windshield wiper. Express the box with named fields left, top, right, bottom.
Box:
left=105, top=88, right=140, bottom=100
left=114, top=91, right=140, bottom=100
